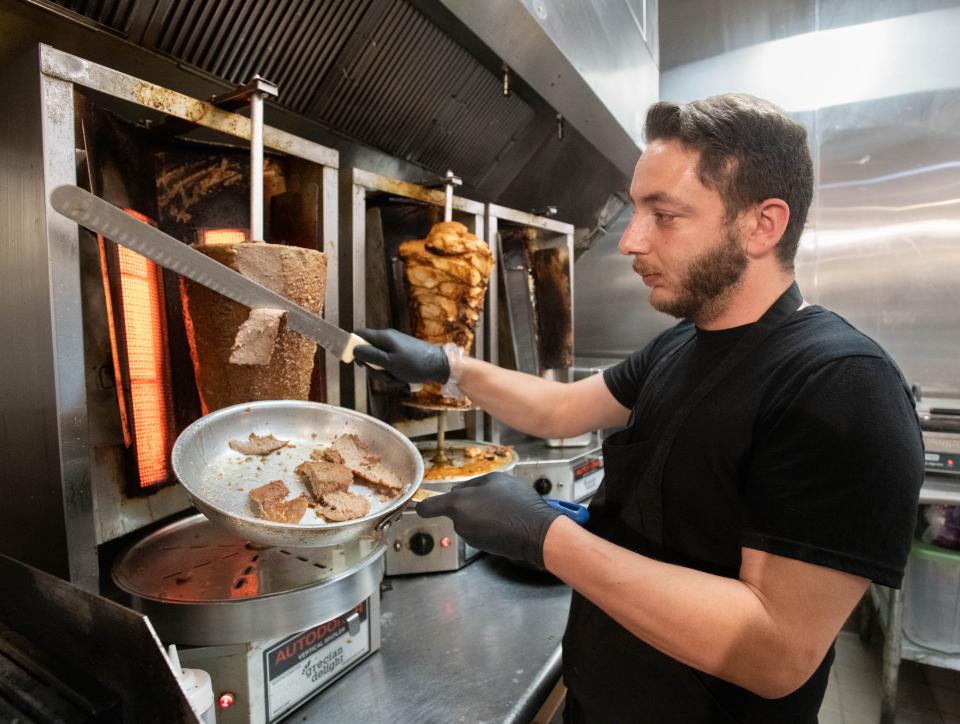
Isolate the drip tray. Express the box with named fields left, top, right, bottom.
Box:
left=417, top=440, right=518, bottom=487
left=112, top=514, right=385, bottom=646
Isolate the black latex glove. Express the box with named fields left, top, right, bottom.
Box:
left=353, top=328, right=450, bottom=384
left=417, top=472, right=563, bottom=568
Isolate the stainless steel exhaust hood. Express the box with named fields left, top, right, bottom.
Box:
left=25, top=0, right=655, bottom=228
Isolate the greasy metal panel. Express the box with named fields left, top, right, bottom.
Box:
left=0, top=48, right=72, bottom=580
left=814, top=90, right=960, bottom=396
left=41, top=45, right=339, bottom=167
left=440, top=0, right=644, bottom=177
left=818, top=0, right=960, bottom=30
left=573, top=208, right=674, bottom=359
left=45, top=0, right=540, bottom=187
left=310, top=0, right=536, bottom=186
left=0, top=554, right=198, bottom=723
left=495, top=122, right=629, bottom=231
left=515, top=0, right=658, bottom=144
left=659, top=0, right=814, bottom=71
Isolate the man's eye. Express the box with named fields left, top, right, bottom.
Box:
left=654, top=212, right=674, bottom=224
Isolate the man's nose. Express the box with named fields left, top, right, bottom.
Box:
left=618, top=213, right=650, bottom=256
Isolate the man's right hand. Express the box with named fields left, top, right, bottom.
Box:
left=354, top=328, right=450, bottom=384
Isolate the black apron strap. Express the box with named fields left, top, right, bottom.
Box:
left=624, top=282, right=804, bottom=545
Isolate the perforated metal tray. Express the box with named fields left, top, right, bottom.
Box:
left=112, top=514, right=384, bottom=645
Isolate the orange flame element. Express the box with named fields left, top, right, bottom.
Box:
left=100, top=208, right=176, bottom=488
left=200, top=228, right=248, bottom=245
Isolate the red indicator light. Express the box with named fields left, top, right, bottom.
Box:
left=949, top=459, right=955, bottom=467
left=219, top=692, right=236, bottom=709
left=439, top=537, right=451, bottom=548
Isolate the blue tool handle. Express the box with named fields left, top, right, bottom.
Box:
left=545, top=498, right=590, bottom=525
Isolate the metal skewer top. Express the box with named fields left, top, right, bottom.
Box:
left=442, top=169, right=462, bottom=223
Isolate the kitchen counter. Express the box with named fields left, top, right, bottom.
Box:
left=291, top=555, right=572, bottom=723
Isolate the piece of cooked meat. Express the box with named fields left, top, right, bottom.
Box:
left=259, top=495, right=309, bottom=524
left=315, top=490, right=370, bottom=522
left=329, top=433, right=404, bottom=496
left=310, top=447, right=344, bottom=465
left=229, top=433, right=290, bottom=456
left=464, top=446, right=485, bottom=459
left=249, top=480, right=308, bottom=523
left=249, top=480, right=289, bottom=507
left=295, top=460, right=353, bottom=500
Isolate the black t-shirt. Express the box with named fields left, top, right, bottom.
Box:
left=603, top=305, right=922, bottom=586
left=573, top=304, right=923, bottom=722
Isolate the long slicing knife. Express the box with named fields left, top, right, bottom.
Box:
left=50, top=184, right=370, bottom=364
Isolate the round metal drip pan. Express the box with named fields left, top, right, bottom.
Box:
left=416, top=440, right=518, bottom=488
left=112, top=514, right=385, bottom=645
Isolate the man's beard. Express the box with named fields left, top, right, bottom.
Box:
left=638, top=225, right=748, bottom=323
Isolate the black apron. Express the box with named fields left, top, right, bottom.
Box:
left=562, top=283, right=804, bottom=724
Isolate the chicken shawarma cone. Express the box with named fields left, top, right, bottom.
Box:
left=399, top=221, right=494, bottom=406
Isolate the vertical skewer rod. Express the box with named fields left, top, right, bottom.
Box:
left=444, top=184, right=453, bottom=222
left=243, top=74, right=277, bottom=242
left=249, top=91, right=264, bottom=242
left=434, top=168, right=461, bottom=467
left=432, top=412, right=450, bottom=466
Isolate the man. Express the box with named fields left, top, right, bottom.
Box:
left=356, top=94, right=923, bottom=723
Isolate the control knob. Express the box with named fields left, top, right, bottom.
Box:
left=533, top=477, right=552, bottom=495
left=409, top=532, right=435, bottom=556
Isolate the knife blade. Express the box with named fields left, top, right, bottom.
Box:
left=50, top=184, right=369, bottom=364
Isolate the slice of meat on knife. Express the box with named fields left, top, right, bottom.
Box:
left=314, top=490, right=371, bottom=522
left=328, top=433, right=405, bottom=497
left=248, top=480, right=308, bottom=523
left=229, top=433, right=290, bottom=456
left=295, top=460, right=354, bottom=500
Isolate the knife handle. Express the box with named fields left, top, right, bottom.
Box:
left=342, top=332, right=383, bottom=370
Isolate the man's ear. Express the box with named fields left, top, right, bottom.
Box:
left=743, top=199, right=790, bottom=258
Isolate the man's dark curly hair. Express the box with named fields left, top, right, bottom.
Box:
left=644, top=94, right=814, bottom=270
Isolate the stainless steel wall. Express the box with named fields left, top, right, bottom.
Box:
left=577, top=0, right=960, bottom=399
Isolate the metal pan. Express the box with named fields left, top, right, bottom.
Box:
left=171, top=400, right=424, bottom=547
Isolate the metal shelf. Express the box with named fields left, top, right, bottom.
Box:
left=872, top=473, right=960, bottom=723
left=871, top=585, right=960, bottom=670
left=920, top=474, right=960, bottom=505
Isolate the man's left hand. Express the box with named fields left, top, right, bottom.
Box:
left=416, top=472, right=563, bottom=568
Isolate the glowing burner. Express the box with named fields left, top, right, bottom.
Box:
left=198, top=228, right=248, bottom=245
left=99, top=209, right=176, bottom=490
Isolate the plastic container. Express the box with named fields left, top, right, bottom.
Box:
left=903, top=539, right=960, bottom=653
left=167, top=644, right=216, bottom=723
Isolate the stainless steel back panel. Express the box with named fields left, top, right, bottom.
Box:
left=578, top=2, right=960, bottom=400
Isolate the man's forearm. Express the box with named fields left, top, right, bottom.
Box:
left=456, top=357, right=576, bottom=438
left=543, top=518, right=830, bottom=699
